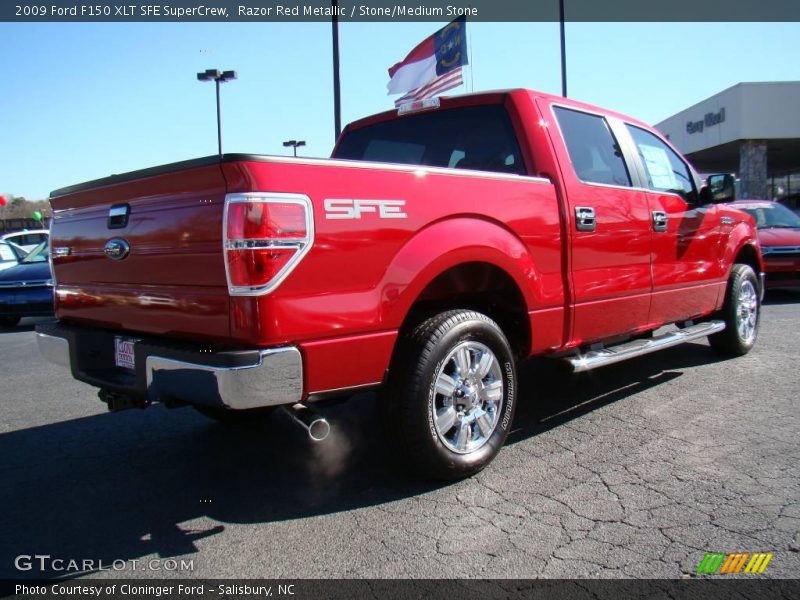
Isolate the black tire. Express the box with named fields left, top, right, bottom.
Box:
left=708, top=264, right=760, bottom=357
left=385, top=310, right=517, bottom=480
left=192, top=405, right=274, bottom=424
left=0, top=317, right=21, bottom=328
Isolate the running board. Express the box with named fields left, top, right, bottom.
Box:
left=564, top=320, right=726, bottom=373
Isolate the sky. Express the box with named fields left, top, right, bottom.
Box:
left=1, top=20, right=799, bottom=200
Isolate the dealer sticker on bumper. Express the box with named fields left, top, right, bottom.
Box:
left=114, top=336, right=137, bottom=370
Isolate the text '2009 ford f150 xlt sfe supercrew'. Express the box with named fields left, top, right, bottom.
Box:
left=37, top=89, right=763, bottom=479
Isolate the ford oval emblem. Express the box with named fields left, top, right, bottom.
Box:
left=104, top=238, right=130, bottom=261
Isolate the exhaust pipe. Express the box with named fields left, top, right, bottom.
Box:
left=281, top=403, right=330, bottom=442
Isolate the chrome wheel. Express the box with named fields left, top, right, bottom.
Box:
left=735, top=279, right=758, bottom=344
left=432, top=341, right=503, bottom=454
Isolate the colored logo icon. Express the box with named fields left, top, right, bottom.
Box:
left=697, top=552, right=773, bottom=575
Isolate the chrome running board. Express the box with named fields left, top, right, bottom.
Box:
left=565, top=320, right=726, bottom=373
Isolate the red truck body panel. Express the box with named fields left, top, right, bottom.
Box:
left=50, top=162, right=231, bottom=343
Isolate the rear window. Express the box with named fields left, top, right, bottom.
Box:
left=334, top=105, right=526, bottom=176
left=15, top=233, right=47, bottom=246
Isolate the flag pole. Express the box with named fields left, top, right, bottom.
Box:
left=467, top=19, right=474, bottom=92
left=559, top=0, right=567, bottom=97
left=332, top=0, right=342, bottom=140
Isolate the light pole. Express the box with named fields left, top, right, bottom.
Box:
left=559, top=0, right=567, bottom=98
left=197, top=68, right=237, bottom=157
left=283, top=140, right=306, bottom=157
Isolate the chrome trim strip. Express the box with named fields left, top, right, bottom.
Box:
left=0, top=280, right=52, bottom=288
left=245, top=154, right=552, bottom=185
left=146, top=347, right=303, bottom=409
left=308, top=381, right=383, bottom=397
left=565, top=320, right=726, bottom=373
left=108, top=205, right=128, bottom=218
left=759, top=272, right=766, bottom=302
left=36, top=332, right=71, bottom=369
left=761, top=245, right=800, bottom=255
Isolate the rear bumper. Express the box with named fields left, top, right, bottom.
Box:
left=36, top=322, right=303, bottom=409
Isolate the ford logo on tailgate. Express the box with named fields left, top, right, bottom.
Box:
left=104, top=238, right=130, bottom=261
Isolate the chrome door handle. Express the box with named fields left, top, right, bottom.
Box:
left=652, top=210, right=668, bottom=232
left=575, top=206, right=596, bottom=232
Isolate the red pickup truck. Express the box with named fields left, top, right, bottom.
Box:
left=37, top=89, right=763, bottom=479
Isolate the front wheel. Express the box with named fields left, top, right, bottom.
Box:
left=709, top=264, right=760, bottom=356
left=386, top=310, right=517, bottom=480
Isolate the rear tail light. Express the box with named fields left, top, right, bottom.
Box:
left=223, top=193, right=314, bottom=295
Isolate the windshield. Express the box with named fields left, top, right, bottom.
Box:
left=737, top=202, right=800, bottom=229
left=21, top=240, right=49, bottom=264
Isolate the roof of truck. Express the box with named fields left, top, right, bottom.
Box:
left=345, top=88, right=654, bottom=135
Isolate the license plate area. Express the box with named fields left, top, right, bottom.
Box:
left=114, top=336, right=139, bottom=370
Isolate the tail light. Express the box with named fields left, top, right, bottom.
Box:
left=223, top=193, right=314, bottom=295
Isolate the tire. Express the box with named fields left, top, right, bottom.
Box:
left=709, top=264, right=760, bottom=357
left=192, top=405, right=273, bottom=424
left=0, top=317, right=21, bottom=328
left=385, top=310, right=517, bottom=480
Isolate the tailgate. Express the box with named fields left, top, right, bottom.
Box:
left=50, top=157, right=230, bottom=342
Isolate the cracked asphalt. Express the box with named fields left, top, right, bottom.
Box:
left=1, top=292, right=798, bottom=580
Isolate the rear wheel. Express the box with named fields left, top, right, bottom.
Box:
left=709, top=264, right=760, bottom=356
left=0, top=317, right=21, bottom=328
left=385, top=310, right=517, bottom=480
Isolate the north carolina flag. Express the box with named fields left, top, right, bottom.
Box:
left=387, top=18, right=468, bottom=97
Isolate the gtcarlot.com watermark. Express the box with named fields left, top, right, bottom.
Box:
left=15, top=554, right=194, bottom=573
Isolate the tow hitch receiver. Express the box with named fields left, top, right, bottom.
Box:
left=99, top=389, right=150, bottom=412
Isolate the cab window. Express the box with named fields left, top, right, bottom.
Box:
left=626, top=124, right=695, bottom=200
left=335, top=105, right=526, bottom=176
left=553, top=107, right=632, bottom=187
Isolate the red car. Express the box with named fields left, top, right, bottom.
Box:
left=729, top=200, right=800, bottom=289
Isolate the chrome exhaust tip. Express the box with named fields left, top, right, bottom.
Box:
left=281, top=403, right=331, bottom=442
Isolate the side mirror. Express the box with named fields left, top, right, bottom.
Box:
left=705, top=174, right=736, bottom=203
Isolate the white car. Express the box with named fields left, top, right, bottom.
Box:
left=1, top=229, right=49, bottom=253
left=0, top=240, right=27, bottom=272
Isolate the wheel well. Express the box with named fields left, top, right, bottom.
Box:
left=401, top=262, right=530, bottom=358
left=734, top=244, right=761, bottom=276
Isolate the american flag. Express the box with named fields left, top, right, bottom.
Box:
left=394, top=67, right=464, bottom=108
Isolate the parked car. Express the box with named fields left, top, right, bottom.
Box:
left=37, top=89, right=762, bottom=479
left=728, top=200, right=800, bottom=290
left=1, top=229, right=49, bottom=253
left=0, top=241, right=54, bottom=327
left=0, top=240, right=27, bottom=272
left=777, top=193, right=800, bottom=217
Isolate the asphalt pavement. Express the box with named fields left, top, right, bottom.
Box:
left=1, top=293, right=798, bottom=580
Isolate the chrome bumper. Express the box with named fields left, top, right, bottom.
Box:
left=37, top=331, right=303, bottom=410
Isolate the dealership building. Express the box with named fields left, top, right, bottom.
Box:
left=656, top=81, right=800, bottom=200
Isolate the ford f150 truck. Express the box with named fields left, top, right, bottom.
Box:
left=37, top=89, right=763, bottom=479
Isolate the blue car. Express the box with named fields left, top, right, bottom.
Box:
left=0, top=241, right=54, bottom=327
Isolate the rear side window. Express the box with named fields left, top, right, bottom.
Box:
left=334, top=105, right=526, bottom=175
left=626, top=124, right=695, bottom=199
left=13, top=233, right=46, bottom=246
left=553, top=107, right=631, bottom=187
